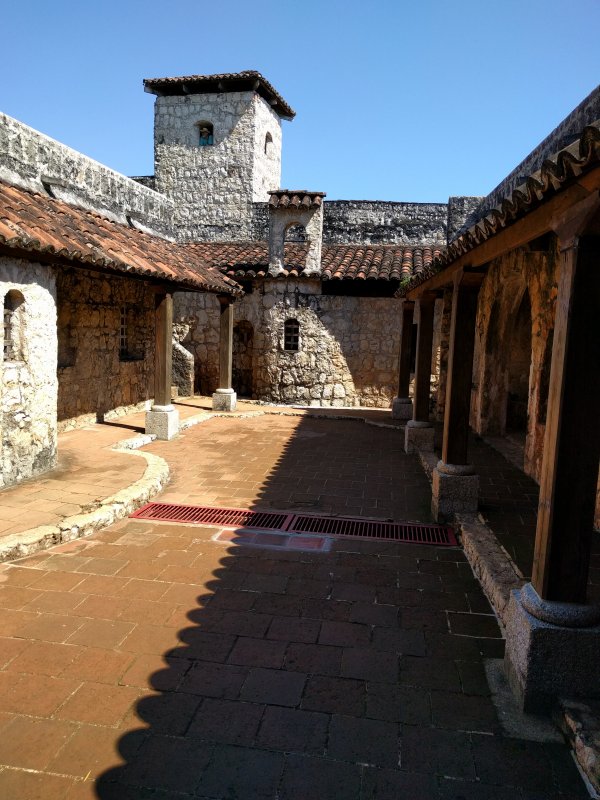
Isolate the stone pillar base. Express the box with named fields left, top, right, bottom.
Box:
left=404, top=421, right=434, bottom=454
left=504, top=584, right=600, bottom=713
left=391, top=397, right=413, bottom=420
left=431, top=460, right=479, bottom=521
left=145, top=405, right=180, bottom=440
left=212, top=389, right=237, bottom=412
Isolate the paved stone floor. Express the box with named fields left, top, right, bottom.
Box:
left=0, top=414, right=589, bottom=798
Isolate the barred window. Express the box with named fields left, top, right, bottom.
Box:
left=3, top=291, right=24, bottom=362
left=284, top=318, right=300, bottom=352
left=119, top=305, right=128, bottom=359
left=197, top=121, right=214, bottom=147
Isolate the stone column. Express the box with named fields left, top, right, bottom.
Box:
left=432, top=274, right=482, bottom=521
left=391, top=301, right=414, bottom=420
left=405, top=294, right=435, bottom=453
left=212, top=295, right=237, bottom=412
left=504, top=226, right=600, bottom=712
left=146, top=290, right=180, bottom=440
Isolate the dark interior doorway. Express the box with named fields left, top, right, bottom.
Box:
left=506, top=292, right=532, bottom=433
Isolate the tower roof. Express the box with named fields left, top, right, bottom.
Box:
left=143, top=70, right=295, bottom=120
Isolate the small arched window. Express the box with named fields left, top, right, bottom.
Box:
left=3, top=290, right=25, bottom=362
left=264, top=132, right=273, bottom=156
left=197, top=121, right=214, bottom=147
left=284, top=319, right=300, bottom=352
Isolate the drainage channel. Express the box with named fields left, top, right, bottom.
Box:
left=131, top=502, right=457, bottom=546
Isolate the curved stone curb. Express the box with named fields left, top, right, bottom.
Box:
left=456, top=513, right=525, bottom=629
left=0, top=444, right=170, bottom=563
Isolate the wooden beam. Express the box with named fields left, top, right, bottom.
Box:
left=441, top=273, right=482, bottom=465
left=531, top=232, right=600, bottom=603
left=154, top=291, right=173, bottom=407
left=397, top=301, right=414, bottom=398
left=406, top=178, right=600, bottom=299
left=217, top=294, right=234, bottom=391
left=413, top=294, right=436, bottom=423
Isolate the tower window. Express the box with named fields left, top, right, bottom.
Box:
left=284, top=319, right=300, bottom=352
left=3, top=290, right=25, bottom=362
left=197, top=122, right=214, bottom=147
left=265, top=132, right=273, bottom=156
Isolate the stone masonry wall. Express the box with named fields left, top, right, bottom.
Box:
left=471, top=242, right=558, bottom=482
left=0, top=257, right=57, bottom=488
left=174, top=282, right=402, bottom=407
left=322, top=201, right=448, bottom=245
left=154, top=92, right=281, bottom=241
left=56, top=268, right=155, bottom=431
left=0, top=113, right=174, bottom=237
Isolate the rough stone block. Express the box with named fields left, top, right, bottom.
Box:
left=504, top=587, right=600, bottom=713
left=212, top=389, right=237, bottom=412
left=404, top=422, right=434, bottom=454
left=431, top=466, right=479, bottom=521
left=391, top=397, right=413, bottom=420
left=145, top=407, right=180, bottom=440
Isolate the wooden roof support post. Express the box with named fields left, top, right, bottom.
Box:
left=146, top=289, right=180, bottom=439
left=212, top=294, right=237, bottom=412
left=431, top=270, right=483, bottom=521
left=405, top=293, right=436, bottom=454
left=531, top=230, right=600, bottom=604
left=391, top=301, right=414, bottom=420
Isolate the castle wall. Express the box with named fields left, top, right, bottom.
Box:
left=174, top=282, right=402, bottom=407
left=0, top=113, right=173, bottom=237
left=0, top=257, right=57, bottom=488
left=154, top=92, right=281, bottom=241
left=56, top=269, right=155, bottom=431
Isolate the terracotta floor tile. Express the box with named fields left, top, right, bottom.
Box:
left=0, top=636, right=30, bottom=668
left=115, top=577, right=170, bottom=601
left=60, top=647, right=134, bottom=684
left=67, top=619, right=135, bottom=649
left=0, top=671, right=81, bottom=716
left=0, top=715, right=77, bottom=770
left=28, top=570, right=86, bottom=592
left=5, top=640, right=83, bottom=677
left=70, top=574, right=130, bottom=596
left=23, top=590, right=86, bottom=614
left=0, top=585, right=42, bottom=609
left=71, top=594, right=129, bottom=619
left=119, top=653, right=190, bottom=691
left=18, top=613, right=84, bottom=643
left=55, top=681, right=141, bottom=726
left=47, top=723, right=130, bottom=778
left=0, top=767, right=76, bottom=799
left=0, top=565, right=43, bottom=587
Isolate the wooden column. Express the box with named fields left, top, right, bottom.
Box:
left=397, top=301, right=414, bottom=398
left=218, top=294, right=234, bottom=391
left=441, top=274, right=482, bottom=466
left=154, top=290, right=173, bottom=408
left=531, top=234, right=600, bottom=603
left=412, top=294, right=436, bottom=423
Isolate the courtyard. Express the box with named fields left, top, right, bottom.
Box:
left=0, top=407, right=588, bottom=799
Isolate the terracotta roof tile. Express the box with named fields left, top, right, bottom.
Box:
left=143, top=70, right=295, bottom=119
left=397, top=122, right=600, bottom=297
left=185, top=241, right=442, bottom=281
left=0, top=180, right=241, bottom=295
left=268, top=190, right=326, bottom=209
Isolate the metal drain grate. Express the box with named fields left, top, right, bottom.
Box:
left=131, top=503, right=292, bottom=531
left=130, top=503, right=456, bottom=546
left=287, top=514, right=457, bottom=545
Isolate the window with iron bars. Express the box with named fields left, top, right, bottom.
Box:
left=284, top=318, right=300, bottom=352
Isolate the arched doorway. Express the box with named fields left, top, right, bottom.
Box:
left=232, top=321, right=254, bottom=398
left=506, top=292, right=532, bottom=433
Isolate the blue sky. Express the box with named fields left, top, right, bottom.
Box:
left=2, top=0, right=599, bottom=202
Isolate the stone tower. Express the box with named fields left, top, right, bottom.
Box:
left=144, top=71, right=295, bottom=242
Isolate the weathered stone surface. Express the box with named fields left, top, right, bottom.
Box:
left=172, top=339, right=194, bottom=397
left=556, top=699, right=600, bottom=795
left=322, top=201, right=447, bottom=246
left=174, top=279, right=403, bottom=408
left=431, top=466, right=479, bottom=521
left=56, top=268, right=155, bottom=431
left=154, top=91, right=281, bottom=241
left=145, top=407, right=180, bottom=440
left=0, top=257, right=57, bottom=487
left=404, top=422, right=434, bottom=454
left=212, top=389, right=237, bottom=412
left=0, top=113, right=173, bottom=236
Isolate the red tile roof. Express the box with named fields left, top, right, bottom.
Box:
left=143, top=71, right=295, bottom=120
left=269, top=191, right=326, bottom=209
left=397, top=122, right=600, bottom=297
left=0, top=180, right=242, bottom=295
left=185, top=241, right=442, bottom=281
